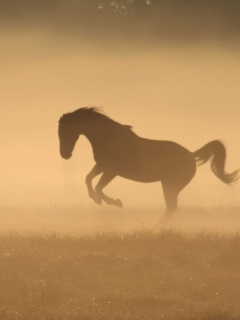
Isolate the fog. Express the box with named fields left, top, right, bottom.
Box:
left=1, top=0, right=240, bottom=209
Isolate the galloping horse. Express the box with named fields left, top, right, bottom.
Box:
left=58, top=107, right=238, bottom=220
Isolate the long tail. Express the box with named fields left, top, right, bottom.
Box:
left=193, top=140, right=239, bottom=185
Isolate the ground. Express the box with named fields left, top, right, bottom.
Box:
left=0, top=206, right=240, bottom=319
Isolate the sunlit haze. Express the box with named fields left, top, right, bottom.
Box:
left=1, top=0, right=240, bottom=208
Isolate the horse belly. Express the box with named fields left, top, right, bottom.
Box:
left=115, top=155, right=167, bottom=183
left=118, top=168, right=162, bottom=183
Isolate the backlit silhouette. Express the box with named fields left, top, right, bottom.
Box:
left=58, top=107, right=238, bottom=220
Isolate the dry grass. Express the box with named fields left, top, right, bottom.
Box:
left=0, top=206, right=240, bottom=319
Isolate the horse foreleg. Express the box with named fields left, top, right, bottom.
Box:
left=85, top=164, right=103, bottom=205
left=95, top=172, right=123, bottom=208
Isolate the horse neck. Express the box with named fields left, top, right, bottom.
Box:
left=82, top=120, right=112, bottom=149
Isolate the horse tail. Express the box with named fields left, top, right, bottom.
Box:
left=193, top=140, right=239, bottom=185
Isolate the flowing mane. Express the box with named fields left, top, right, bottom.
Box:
left=74, top=107, right=112, bottom=121
left=59, top=107, right=132, bottom=130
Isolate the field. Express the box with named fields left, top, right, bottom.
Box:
left=1, top=206, right=240, bottom=319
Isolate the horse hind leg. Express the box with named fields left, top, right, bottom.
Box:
left=160, top=182, right=179, bottom=223
left=95, top=171, right=123, bottom=208
left=160, top=160, right=196, bottom=224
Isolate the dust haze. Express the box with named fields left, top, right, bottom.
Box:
left=1, top=4, right=240, bottom=318
left=1, top=0, right=240, bottom=230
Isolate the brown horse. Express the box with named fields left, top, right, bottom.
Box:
left=58, top=107, right=238, bottom=220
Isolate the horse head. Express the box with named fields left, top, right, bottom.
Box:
left=58, top=107, right=112, bottom=159
left=58, top=113, right=80, bottom=159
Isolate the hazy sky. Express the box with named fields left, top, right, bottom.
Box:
left=1, top=0, right=240, bottom=207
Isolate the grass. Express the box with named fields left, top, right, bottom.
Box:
left=1, top=224, right=240, bottom=319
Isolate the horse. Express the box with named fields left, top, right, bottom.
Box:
left=58, top=107, right=238, bottom=221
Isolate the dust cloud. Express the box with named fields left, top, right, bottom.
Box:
left=1, top=0, right=240, bottom=217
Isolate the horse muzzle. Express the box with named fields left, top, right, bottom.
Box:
left=60, top=150, right=72, bottom=160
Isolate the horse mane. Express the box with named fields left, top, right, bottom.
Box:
left=60, top=107, right=133, bottom=130
left=75, top=107, right=113, bottom=122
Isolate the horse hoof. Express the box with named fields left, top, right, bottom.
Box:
left=114, top=199, right=123, bottom=208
